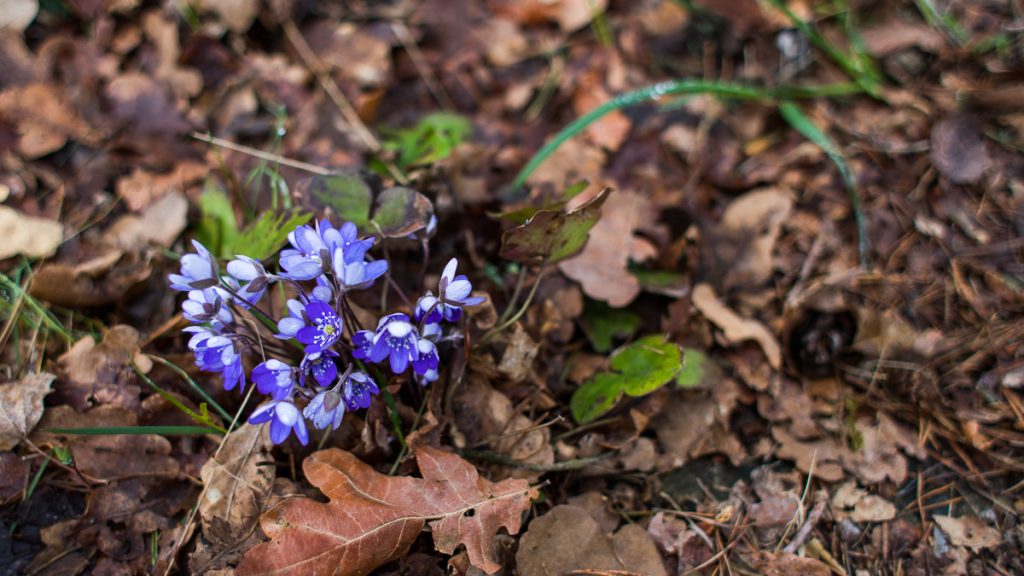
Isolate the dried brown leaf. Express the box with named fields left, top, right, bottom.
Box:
left=115, top=163, right=206, bottom=212
left=55, top=326, right=142, bottom=412
left=516, top=504, right=666, bottom=576
left=0, top=206, right=62, bottom=260
left=559, top=190, right=657, bottom=307
left=934, top=515, right=1001, bottom=552
left=0, top=82, right=97, bottom=157
left=692, top=283, right=781, bottom=369
left=199, top=424, right=275, bottom=547
left=237, top=445, right=537, bottom=575
left=717, top=187, right=793, bottom=288
left=931, top=114, right=991, bottom=185
left=0, top=372, right=54, bottom=451
left=831, top=481, right=896, bottom=523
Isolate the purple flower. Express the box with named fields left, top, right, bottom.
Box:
left=251, top=359, right=294, bottom=400
left=369, top=313, right=420, bottom=373
left=415, top=368, right=438, bottom=387
left=185, top=326, right=245, bottom=392
left=342, top=371, right=378, bottom=410
left=415, top=258, right=485, bottom=324
left=249, top=400, right=309, bottom=445
left=300, top=351, right=338, bottom=387
left=182, top=288, right=233, bottom=325
left=296, top=301, right=343, bottom=354
left=226, top=255, right=274, bottom=304
left=351, top=329, right=375, bottom=360
left=303, top=389, right=345, bottom=431
left=279, top=220, right=375, bottom=281
left=331, top=246, right=388, bottom=291
left=169, top=240, right=218, bottom=291
left=412, top=338, right=439, bottom=376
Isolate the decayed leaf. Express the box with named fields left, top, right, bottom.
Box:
left=692, top=283, right=781, bottom=369
left=841, top=416, right=909, bottom=485
left=559, top=190, right=657, bottom=307
left=115, top=162, right=207, bottom=212
left=0, top=373, right=55, bottom=450
left=831, top=481, right=896, bottom=523
left=237, top=445, right=537, bottom=575
left=751, top=551, right=830, bottom=576
left=372, top=186, right=435, bottom=238
left=199, top=424, right=275, bottom=546
left=771, top=427, right=844, bottom=482
left=0, top=82, right=98, bottom=157
left=934, top=515, right=1001, bottom=552
left=516, top=504, right=666, bottom=576
left=308, top=173, right=373, bottom=229
left=200, top=0, right=259, bottom=33
left=55, top=326, right=142, bottom=412
left=0, top=206, right=63, bottom=260
left=501, top=188, right=611, bottom=264
left=452, top=376, right=553, bottom=479
left=716, top=187, right=793, bottom=288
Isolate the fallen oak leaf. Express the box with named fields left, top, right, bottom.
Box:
left=237, top=445, right=538, bottom=576
left=692, top=283, right=781, bottom=369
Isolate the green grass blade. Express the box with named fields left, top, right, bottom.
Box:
left=778, top=101, right=868, bottom=267
left=0, top=273, right=73, bottom=344
left=45, top=425, right=222, bottom=436
left=148, top=355, right=232, bottom=423
left=512, top=80, right=861, bottom=190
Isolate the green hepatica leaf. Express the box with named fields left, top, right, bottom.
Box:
left=309, top=174, right=373, bottom=229
left=581, top=300, right=641, bottom=353
left=500, top=188, right=611, bottom=264
left=371, top=186, right=435, bottom=238
left=675, top=349, right=720, bottom=389
left=492, top=180, right=590, bottom=223
left=571, top=335, right=683, bottom=423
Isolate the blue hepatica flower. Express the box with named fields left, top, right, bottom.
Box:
left=369, top=313, right=420, bottom=373
left=251, top=359, right=295, bottom=400
left=279, top=220, right=376, bottom=281
left=182, top=288, right=233, bottom=325
left=415, top=368, right=438, bottom=387
left=185, top=326, right=245, bottom=392
left=413, top=338, right=439, bottom=376
left=303, top=389, right=345, bottom=431
left=331, top=245, right=388, bottom=291
left=169, top=240, right=218, bottom=291
left=226, top=255, right=274, bottom=305
left=249, top=400, right=309, bottom=445
left=351, top=329, right=375, bottom=361
left=342, top=371, right=378, bottom=410
left=414, top=258, right=485, bottom=324
left=300, top=350, right=338, bottom=387
left=296, top=301, right=343, bottom=354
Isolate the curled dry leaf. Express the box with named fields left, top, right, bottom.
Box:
left=199, top=423, right=275, bottom=547
left=0, top=206, right=62, bottom=260
left=559, top=190, right=657, bottom=307
left=516, top=504, right=666, bottom=576
left=237, top=445, right=538, bottom=575
left=0, top=372, right=55, bottom=451
left=831, top=481, right=896, bottom=523
left=933, top=515, right=1001, bottom=552
left=692, top=283, right=781, bottom=370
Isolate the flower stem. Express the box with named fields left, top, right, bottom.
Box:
left=480, top=265, right=546, bottom=345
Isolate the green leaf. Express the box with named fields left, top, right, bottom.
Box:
left=676, top=349, right=716, bottom=389
left=309, top=174, right=373, bottom=229
left=570, top=335, right=683, bottom=423
left=491, top=180, right=590, bottom=223
left=382, top=112, right=472, bottom=169
left=195, top=181, right=239, bottom=259
left=581, top=300, right=641, bottom=352
left=370, top=186, right=434, bottom=238
left=500, top=188, right=611, bottom=264
left=234, top=210, right=313, bottom=261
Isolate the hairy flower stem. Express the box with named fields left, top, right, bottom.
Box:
left=479, top=266, right=546, bottom=345
left=496, top=266, right=528, bottom=327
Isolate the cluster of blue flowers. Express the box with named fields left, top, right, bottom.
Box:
left=168, top=219, right=482, bottom=445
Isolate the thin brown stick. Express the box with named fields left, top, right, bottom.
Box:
left=191, top=132, right=333, bottom=176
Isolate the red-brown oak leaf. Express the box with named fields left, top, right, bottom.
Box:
left=237, top=445, right=537, bottom=576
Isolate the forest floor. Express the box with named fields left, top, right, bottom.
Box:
left=1, top=1, right=1024, bottom=575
